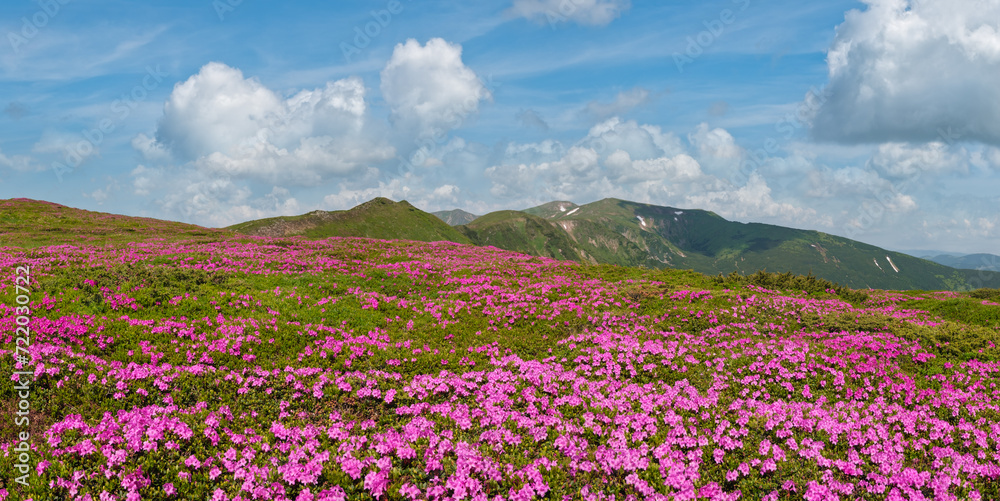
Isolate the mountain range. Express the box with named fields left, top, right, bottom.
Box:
left=4, top=196, right=998, bottom=291
left=226, top=197, right=997, bottom=291
left=896, top=250, right=1000, bottom=272
left=922, top=254, right=1000, bottom=273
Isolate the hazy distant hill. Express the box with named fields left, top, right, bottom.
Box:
left=227, top=198, right=471, bottom=244
left=0, top=198, right=225, bottom=248
left=900, top=249, right=966, bottom=259
left=459, top=198, right=1000, bottom=291
left=925, top=253, right=1000, bottom=272
left=432, top=209, right=480, bottom=226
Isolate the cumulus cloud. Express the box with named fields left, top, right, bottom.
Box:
left=579, top=117, right=685, bottom=160
left=84, top=179, right=120, bottom=205
left=866, top=142, right=969, bottom=178
left=508, top=0, right=631, bottom=26
left=131, top=134, right=171, bottom=163
left=687, top=123, right=744, bottom=175
left=971, top=146, right=1000, bottom=171
left=380, top=38, right=491, bottom=138
left=129, top=165, right=301, bottom=227
left=483, top=121, right=824, bottom=227
left=811, top=0, right=1000, bottom=145
left=321, top=175, right=465, bottom=213
left=687, top=172, right=821, bottom=222
left=155, top=62, right=284, bottom=160
left=584, top=87, right=651, bottom=119
left=605, top=150, right=703, bottom=183
left=0, top=148, right=40, bottom=172
left=139, top=62, right=395, bottom=185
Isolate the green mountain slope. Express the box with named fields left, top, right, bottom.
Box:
left=521, top=201, right=579, bottom=219
left=5, top=196, right=994, bottom=291
left=460, top=198, right=1000, bottom=290
left=456, top=211, right=585, bottom=262
left=432, top=209, right=480, bottom=226
left=228, top=198, right=471, bottom=244
left=0, top=198, right=226, bottom=248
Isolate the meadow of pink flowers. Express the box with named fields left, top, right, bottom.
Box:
left=2, top=236, right=999, bottom=500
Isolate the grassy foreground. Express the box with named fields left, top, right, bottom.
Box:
left=2, top=236, right=1000, bottom=500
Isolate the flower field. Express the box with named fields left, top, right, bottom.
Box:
left=2, top=236, right=1000, bottom=500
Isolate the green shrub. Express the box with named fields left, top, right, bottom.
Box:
left=711, top=270, right=869, bottom=303
left=970, top=288, right=1000, bottom=301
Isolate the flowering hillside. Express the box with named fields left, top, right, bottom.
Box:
left=2, top=236, right=1000, bottom=500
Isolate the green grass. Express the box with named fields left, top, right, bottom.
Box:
left=904, top=298, right=1000, bottom=329
left=0, top=198, right=229, bottom=248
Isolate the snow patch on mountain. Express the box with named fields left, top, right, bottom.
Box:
left=886, top=256, right=899, bottom=273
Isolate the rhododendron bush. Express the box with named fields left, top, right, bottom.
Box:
left=1, top=236, right=999, bottom=500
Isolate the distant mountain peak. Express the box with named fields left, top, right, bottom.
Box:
left=432, top=209, right=480, bottom=226
left=229, top=197, right=470, bottom=244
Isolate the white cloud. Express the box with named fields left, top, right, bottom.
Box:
left=130, top=165, right=158, bottom=197
left=321, top=175, right=466, bottom=213
left=84, top=179, right=120, bottom=205
left=131, top=134, right=172, bottom=163
left=508, top=0, right=631, bottom=26
left=579, top=117, right=685, bottom=161
left=605, top=149, right=703, bottom=183
left=687, top=122, right=744, bottom=175
left=485, top=122, right=822, bottom=227
left=811, top=0, right=1000, bottom=145
left=687, top=172, right=821, bottom=223
left=866, top=142, right=969, bottom=178
left=584, top=87, right=651, bottom=119
left=139, top=62, right=395, bottom=185
left=380, top=38, right=491, bottom=138
left=970, top=146, right=1000, bottom=171
left=0, top=148, right=40, bottom=172
left=322, top=177, right=414, bottom=210
left=431, top=184, right=461, bottom=203
left=129, top=166, right=301, bottom=227
left=155, top=62, right=284, bottom=161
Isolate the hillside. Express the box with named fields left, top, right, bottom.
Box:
left=0, top=198, right=226, bottom=248
left=227, top=198, right=471, bottom=244
left=3, top=234, right=1000, bottom=500
left=4, top=196, right=995, bottom=291
left=462, top=198, right=1000, bottom=291
left=432, top=208, right=480, bottom=226
left=456, top=210, right=585, bottom=262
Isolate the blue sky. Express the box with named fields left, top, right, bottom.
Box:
left=2, top=0, right=999, bottom=254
